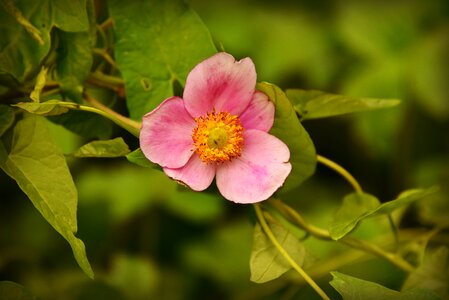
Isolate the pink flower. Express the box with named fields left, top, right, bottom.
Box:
left=139, top=52, right=291, bottom=204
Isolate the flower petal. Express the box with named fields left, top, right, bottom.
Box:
left=216, top=130, right=291, bottom=204
left=239, top=91, right=274, bottom=132
left=140, top=96, right=196, bottom=169
left=183, top=52, right=257, bottom=118
left=164, top=154, right=216, bottom=191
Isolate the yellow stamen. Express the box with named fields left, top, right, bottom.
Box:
left=192, top=111, right=244, bottom=163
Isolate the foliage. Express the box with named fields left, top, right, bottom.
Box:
left=1, top=0, right=448, bottom=299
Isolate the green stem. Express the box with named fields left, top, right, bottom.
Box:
left=317, top=155, right=363, bottom=193
left=271, top=200, right=415, bottom=273
left=87, top=72, right=124, bottom=92
left=93, top=48, right=117, bottom=68
left=271, top=200, right=330, bottom=240
left=83, top=94, right=141, bottom=137
left=254, top=204, right=330, bottom=300
left=387, top=214, right=399, bottom=245
left=341, top=237, right=414, bottom=272
left=1, top=0, right=44, bottom=45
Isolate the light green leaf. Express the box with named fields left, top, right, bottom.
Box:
left=13, top=100, right=73, bottom=116
left=73, top=137, right=130, bottom=158
left=109, top=0, right=217, bottom=119
left=330, top=271, right=441, bottom=300
left=0, top=281, right=38, bottom=300
left=329, top=188, right=437, bottom=240
left=329, top=193, right=380, bottom=240
left=0, top=0, right=89, bottom=85
left=250, top=223, right=305, bottom=283
left=126, top=148, right=157, bottom=168
left=257, top=82, right=316, bottom=192
left=0, top=115, right=93, bottom=278
left=402, top=247, right=449, bottom=299
left=48, top=0, right=89, bottom=32
left=29, top=67, right=47, bottom=102
left=0, top=105, right=15, bottom=136
left=286, top=89, right=400, bottom=120
left=372, top=187, right=438, bottom=216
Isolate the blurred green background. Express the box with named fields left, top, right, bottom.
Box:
left=1, top=0, right=448, bottom=299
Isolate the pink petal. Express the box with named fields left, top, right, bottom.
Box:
left=183, top=52, right=257, bottom=118
left=239, top=91, right=275, bottom=132
left=164, top=154, right=216, bottom=191
left=216, top=130, right=291, bottom=204
left=140, top=96, right=196, bottom=169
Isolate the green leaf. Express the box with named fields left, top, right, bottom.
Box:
left=0, top=0, right=89, bottom=85
left=126, top=148, right=157, bottom=168
left=257, top=82, right=316, bottom=192
left=0, top=115, right=93, bottom=278
left=372, top=187, right=439, bottom=216
left=0, top=281, right=39, bottom=300
left=48, top=0, right=89, bottom=32
left=286, top=89, right=400, bottom=120
left=73, top=137, right=130, bottom=158
left=13, top=100, right=73, bottom=116
left=329, top=193, right=380, bottom=240
left=56, top=30, right=94, bottom=102
left=329, top=187, right=437, bottom=240
left=402, top=247, right=449, bottom=299
left=330, top=271, right=441, bottom=300
left=29, top=67, right=47, bottom=102
left=0, top=105, right=15, bottom=136
left=250, top=223, right=305, bottom=283
left=48, top=109, right=113, bottom=140
left=109, top=0, right=217, bottom=119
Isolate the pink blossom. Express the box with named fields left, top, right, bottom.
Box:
left=139, top=52, right=291, bottom=204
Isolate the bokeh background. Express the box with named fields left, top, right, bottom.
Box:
left=1, top=0, right=448, bottom=299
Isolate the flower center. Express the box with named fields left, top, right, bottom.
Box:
left=192, top=111, right=244, bottom=163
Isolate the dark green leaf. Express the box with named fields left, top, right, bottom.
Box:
left=73, top=137, right=130, bottom=158
left=13, top=100, right=73, bottom=116
left=126, top=148, right=157, bottom=168
left=329, top=193, right=380, bottom=240
left=286, top=89, right=400, bottom=120
left=0, top=105, right=15, bottom=136
left=250, top=223, right=305, bottom=283
left=0, top=0, right=89, bottom=85
left=0, top=281, right=39, bottom=300
left=329, top=187, right=437, bottom=240
left=48, top=109, right=113, bottom=140
left=56, top=30, right=94, bottom=102
left=257, top=82, right=316, bottom=192
left=0, top=115, right=93, bottom=278
left=109, top=0, right=217, bottom=119
left=402, top=247, right=449, bottom=299
left=330, top=271, right=441, bottom=300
